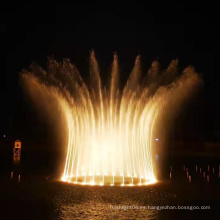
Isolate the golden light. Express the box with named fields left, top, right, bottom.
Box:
left=21, top=51, right=201, bottom=186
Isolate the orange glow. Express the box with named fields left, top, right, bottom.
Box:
left=21, top=51, right=201, bottom=186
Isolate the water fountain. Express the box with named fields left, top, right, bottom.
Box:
left=21, top=51, right=201, bottom=186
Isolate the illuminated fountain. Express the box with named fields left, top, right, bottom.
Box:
left=21, top=51, right=201, bottom=186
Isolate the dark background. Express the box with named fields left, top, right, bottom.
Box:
left=0, top=3, right=218, bottom=151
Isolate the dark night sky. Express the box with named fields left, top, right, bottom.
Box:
left=0, top=3, right=218, bottom=145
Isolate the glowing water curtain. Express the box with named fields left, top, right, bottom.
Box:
left=22, top=51, right=201, bottom=186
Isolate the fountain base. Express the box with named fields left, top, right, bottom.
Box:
left=62, top=175, right=157, bottom=186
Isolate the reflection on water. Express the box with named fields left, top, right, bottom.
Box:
left=1, top=152, right=219, bottom=219
left=0, top=175, right=219, bottom=220
left=60, top=202, right=158, bottom=220
left=53, top=183, right=175, bottom=220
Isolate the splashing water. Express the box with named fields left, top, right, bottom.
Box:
left=21, top=51, right=201, bottom=186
